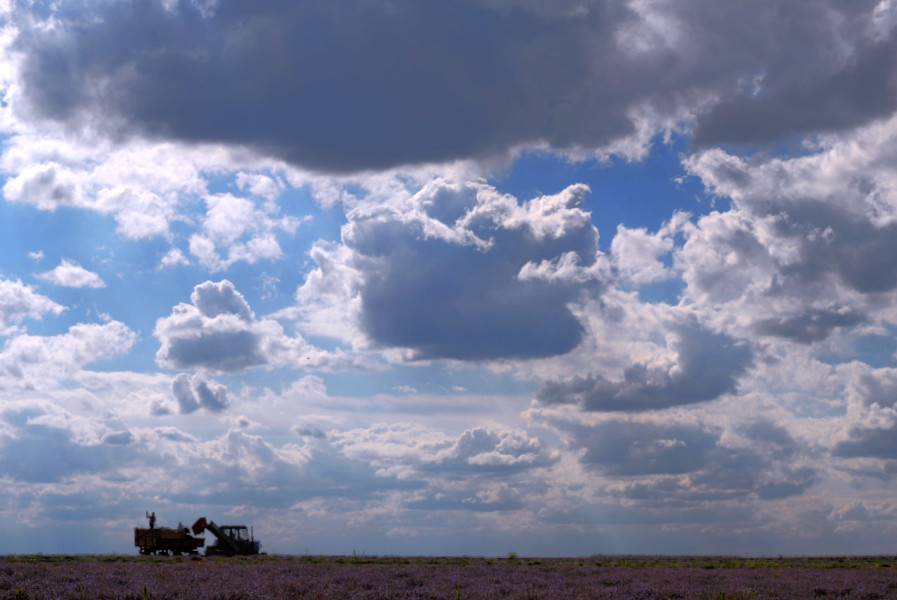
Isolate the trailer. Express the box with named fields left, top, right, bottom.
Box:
left=134, top=526, right=205, bottom=556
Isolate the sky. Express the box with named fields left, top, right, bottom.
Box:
left=2, top=0, right=897, bottom=557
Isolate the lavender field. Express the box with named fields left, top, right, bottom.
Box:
left=2, top=555, right=897, bottom=599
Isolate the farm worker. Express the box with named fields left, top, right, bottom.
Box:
left=146, top=511, right=156, bottom=529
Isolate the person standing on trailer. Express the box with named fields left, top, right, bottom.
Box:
left=146, top=511, right=156, bottom=529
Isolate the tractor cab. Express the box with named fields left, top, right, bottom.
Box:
left=220, top=525, right=251, bottom=542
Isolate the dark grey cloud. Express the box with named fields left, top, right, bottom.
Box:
left=559, top=417, right=815, bottom=502
left=12, top=1, right=895, bottom=171
left=834, top=425, right=897, bottom=459
left=573, top=420, right=719, bottom=476
left=767, top=203, right=897, bottom=295
left=357, top=228, right=585, bottom=359
left=193, top=379, right=229, bottom=412
left=12, top=0, right=629, bottom=171
left=756, top=471, right=816, bottom=500
left=171, top=372, right=229, bottom=414
left=737, top=419, right=797, bottom=457
left=851, top=371, right=897, bottom=409
left=347, top=183, right=598, bottom=360
left=537, top=324, right=752, bottom=411
left=0, top=421, right=125, bottom=483
left=692, top=36, right=897, bottom=150
left=687, top=448, right=816, bottom=503
left=292, top=424, right=326, bottom=439
left=160, top=328, right=265, bottom=372
left=102, top=430, right=133, bottom=445
left=755, top=309, right=866, bottom=344
left=172, top=373, right=200, bottom=413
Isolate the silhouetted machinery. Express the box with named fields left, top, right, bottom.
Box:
left=134, top=516, right=261, bottom=556
left=192, top=517, right=262, bottom=555
left=134, top=526, right=204, bottom=556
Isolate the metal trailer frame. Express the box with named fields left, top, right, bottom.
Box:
left=134, top=527, right=205, bottom=556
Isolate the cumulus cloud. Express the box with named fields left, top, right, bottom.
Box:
left=188, top=192, right=302, bottom=272
left=171, top=373, right=229, bottom=414
left=294, top=178, right=604, bottom=360
left=610, top=222, right=678, bottom=286
left=155, top=279, right=367, bottom=373
left=537, top=323, right=752, bottom=411
left=0, top=137, right=207, bottom=240
left=0, top=132, right=298, bottom=264
left=0, top=321, right=136, bottom=384
left=833, top=367, right=897, bottom=459
left=155, top=280, right=280, bottom=372
left=36, top=259, right=104, bottom=288
left=0, top=278, right=64, bottom=335
left=159, top=248, right=189, bottom=269
left=671, top=115, right=897, bottom=356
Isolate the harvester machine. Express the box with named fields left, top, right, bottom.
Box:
left=192, top=517, right=261, bottom=556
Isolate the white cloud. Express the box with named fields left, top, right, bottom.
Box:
left=0, top=138, right=209, bottom=240
left=36, top=259, right=105, bottom=288
left=0, top=320, right=136, bottom=385
left=159, top=248, right=190, bottom=269
left=676, top=114, right=897, bottom=350
left=203, top=193, right=256, bottom=244
left=610, top=218, right=685, bottom=285
left=155, top=279, right=373, bottom=374
left=236, top=172, right=284, bottom=202
left=187, top=193, right=303, bottom=272
left=0, top=278, right=64, bottom=335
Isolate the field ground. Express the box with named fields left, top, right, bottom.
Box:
left=2, top=554, right=897, bottom=599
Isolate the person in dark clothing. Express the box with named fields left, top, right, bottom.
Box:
left=146, top=511, right=156, bottom=529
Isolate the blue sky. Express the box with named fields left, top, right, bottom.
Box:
left=3, top=0, right=897, bottom=556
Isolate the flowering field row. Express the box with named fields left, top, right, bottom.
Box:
left=2, top=555, right=896, bottom=599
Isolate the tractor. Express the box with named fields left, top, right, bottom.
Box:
left=192, top=517, right=262, bottom=555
